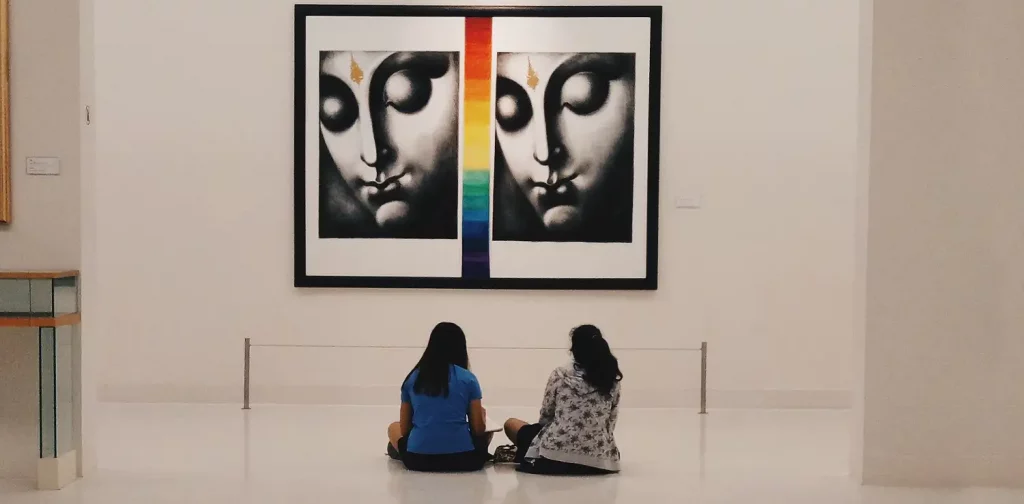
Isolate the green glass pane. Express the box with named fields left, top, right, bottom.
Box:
left=56, top=325, right=74, bottom=456
left=39, top=327, right=56, bottom=458
left=53, top=276, right=78, bottom=317
left=0, top=278, right=31, bottom=316
left=30, top=279, right=54, bottom=316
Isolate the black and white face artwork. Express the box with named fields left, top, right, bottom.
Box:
left=297, top=7, right=660, bottom=289
left=318, top=51, right=461, bottom=239
left=493, top=52, right=636, bottom=243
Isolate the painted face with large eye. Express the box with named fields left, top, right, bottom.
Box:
left=495, top=53, right=635, bottom=233
left=320, top=51, right=459, bottom=232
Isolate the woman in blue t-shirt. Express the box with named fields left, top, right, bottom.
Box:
left=386, top=322, right=490, bottom=472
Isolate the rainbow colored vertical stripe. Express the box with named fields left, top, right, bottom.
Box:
left=462, top=18, right=492, bottom=279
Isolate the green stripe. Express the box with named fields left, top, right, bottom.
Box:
left=463, top=171, right=490, bottom=184
left=463, top=185, right=490, bottom=197
left=463, top=193, right=490, bottom=210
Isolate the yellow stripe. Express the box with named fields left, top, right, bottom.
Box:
left=464, top=116, right=491, bottom=127
left=464, top=83, right=491, bottom=170
left=465, top=145, right=492, bottom=167
left=464, top=100, right=490, bottom=119
left=464, top=128, right=491, bottom=149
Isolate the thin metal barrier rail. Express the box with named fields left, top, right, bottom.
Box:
left=242, top=339, right=709, bottom=414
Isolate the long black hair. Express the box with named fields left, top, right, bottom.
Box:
left=403, top=322, right=470, bottom=397
left=570, top=325, right=623, bottom=398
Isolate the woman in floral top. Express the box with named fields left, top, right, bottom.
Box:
left=503, top=325, right=623, bottom=475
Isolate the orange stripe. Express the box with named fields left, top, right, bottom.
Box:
left=465, top=57, right=492, bottom=80
left=465, top=81, right=491, bottom=101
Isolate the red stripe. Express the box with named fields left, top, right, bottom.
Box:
left=465, top=17, right=492, bottom=38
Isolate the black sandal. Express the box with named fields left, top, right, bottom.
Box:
left=386, top=442, right=401, bottom=460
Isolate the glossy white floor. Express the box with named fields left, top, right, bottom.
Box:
left=1, top=404, right=1020, bottom=503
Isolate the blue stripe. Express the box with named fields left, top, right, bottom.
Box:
left=463, top=209, right=489, bottom=223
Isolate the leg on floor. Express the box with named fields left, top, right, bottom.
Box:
left=476, top=432, right=494, bottom=453
left=388, top=421, right=403, bottom=450
left=504, top=418, right=528, bottom=444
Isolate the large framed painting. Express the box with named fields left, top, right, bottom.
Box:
left=294, top=5, right=661, bottom=289
left=0, top=0, right=10, bottom=224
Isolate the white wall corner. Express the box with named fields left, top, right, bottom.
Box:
left=78, top=0, right=99, bottom=480
left=850, top=0, right=873, bottom=484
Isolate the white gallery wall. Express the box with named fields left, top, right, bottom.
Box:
left=0, top=0, right=81, bottom=480
left=89, top=0, right=861, bottom=408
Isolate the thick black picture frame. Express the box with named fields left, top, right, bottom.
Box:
left=294, top=4, right=662, bottom=290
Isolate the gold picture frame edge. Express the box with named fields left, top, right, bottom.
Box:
left=0, top=0, right=9, bottom=224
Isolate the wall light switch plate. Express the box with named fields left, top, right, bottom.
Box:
left=675, top=194, right=703, bottom=209
left=26, top=157, right=61, bottom=176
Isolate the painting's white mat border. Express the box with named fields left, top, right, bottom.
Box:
left=304, top=16, right=465, bottom=278
left=490, top=17, right=651, bottom=280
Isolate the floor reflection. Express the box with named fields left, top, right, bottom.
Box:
left=387, top=462, right=494, bottom=504
left=498, top=470, right=620, bottom=504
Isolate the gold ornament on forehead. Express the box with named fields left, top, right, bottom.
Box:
left=526, top=57, right=540, bottom=90
left=350, top=55, right=364, bottom=85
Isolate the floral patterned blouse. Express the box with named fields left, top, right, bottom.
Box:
left=524, top=364, right=621, bottom=472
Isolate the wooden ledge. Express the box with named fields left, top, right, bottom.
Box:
left=0, top=313, right=81, bottom=328
left=0, top=270, right=79, bottom=280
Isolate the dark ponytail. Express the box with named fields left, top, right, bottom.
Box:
left=569, top=325, right=623, bottom=397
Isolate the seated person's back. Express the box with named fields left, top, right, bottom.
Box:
left=502, top=324, right=623, bottom=475
left=386, top=322, right=489, bottom=473
left=402, top=364, right=480, bottom=454
left=531, top=364, right=620, bottom=462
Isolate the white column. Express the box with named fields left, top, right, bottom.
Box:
left=859, top=0, right=1024, bottom=487
left=849, top=0, right=873, bottom=484
left=78, top=0, right=98, bottom=479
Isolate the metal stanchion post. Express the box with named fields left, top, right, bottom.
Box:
left=243, top=337, right=251, bottom=410
left=699, top=341, right=708, bottom=415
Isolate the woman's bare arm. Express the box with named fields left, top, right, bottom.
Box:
left=468, top=400, right=487, bottom=435
left=400, top=402, right=413, bottom=437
